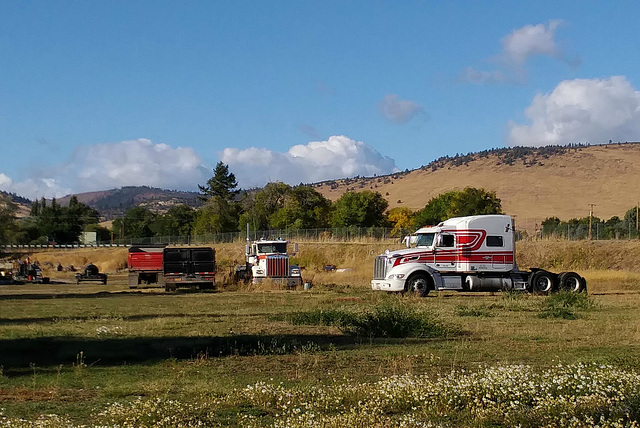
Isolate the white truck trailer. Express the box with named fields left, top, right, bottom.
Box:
left=372, top=214, right=586, bottom=296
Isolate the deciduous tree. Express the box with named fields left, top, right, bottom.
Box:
left=387, top=207, right=414, bottom=237
left=193, top=196, right=239, bottom=235
left=413, top=187, right=502, bottom=228
left=330, top=191, right=388, bottom=228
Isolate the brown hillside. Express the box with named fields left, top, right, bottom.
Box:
left=315, top=143, right=640, bottom=228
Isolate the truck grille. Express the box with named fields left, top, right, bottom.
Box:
left=267, top=256, right=289, bottom=277
left=373, top=256, right=388, bottom=280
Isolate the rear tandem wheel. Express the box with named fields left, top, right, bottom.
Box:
left=530, top=270, right=557, bottom=295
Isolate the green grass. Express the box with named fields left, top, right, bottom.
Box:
left=287, top=303, right=456, bottom=338
left=0, top=279, right=639, bottom=426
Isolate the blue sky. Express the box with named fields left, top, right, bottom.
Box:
left=1, top=1, right=640, bottom=199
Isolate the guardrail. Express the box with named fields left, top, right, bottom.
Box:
left=0, top=244, right=130, bottom=250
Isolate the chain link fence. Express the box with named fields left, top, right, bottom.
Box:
left=4, top=223, right=639, bottom=250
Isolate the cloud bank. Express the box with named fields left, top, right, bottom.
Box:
left=0, top=139, right=210, bottom=200
left=508, top=76, right=640, bottom=146
left=221, top=135, right=399, bottom=189
left=0, top=136, right=399, bottom=200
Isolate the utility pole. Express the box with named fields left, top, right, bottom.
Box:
left=636, top=202, right=639, bottom=233
left=588, top=204, right=596, bottom=240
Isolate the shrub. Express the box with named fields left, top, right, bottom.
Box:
left=539, top=291, right=596, bottom=319
left=288, top=304, right=454, bottom=338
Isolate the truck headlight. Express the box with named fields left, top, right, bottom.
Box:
left=387, top=273, right=405, bottom=280
left=255, top=269, right=265, bottom=275
left=291, top=268, right=300, bottom=275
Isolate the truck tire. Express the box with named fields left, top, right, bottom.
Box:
left=531, top=271, right=556, bottom=295
left=128, top=273, right=139, bottom=289
left=405, top=273, right=430, bottom=297
left=559, top=272, right=585, bottom=293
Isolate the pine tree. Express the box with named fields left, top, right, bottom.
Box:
left=198, top=162, right=239, bottom=201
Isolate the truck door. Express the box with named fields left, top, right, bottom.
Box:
left=486, top=235, right=507, bottom=270
left=191, top=248, right=215, bottom=275
left=434, top=233, right=456, bottom=271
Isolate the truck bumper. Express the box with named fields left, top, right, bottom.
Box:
left=253, top=277, right=302, bottom=288
left=371, top=278, right=405, bottom=292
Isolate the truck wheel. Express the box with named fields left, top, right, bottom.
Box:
left=531, top=271, right=556, bottom=295
left=559, top=272, right=585, bottom=293
left=405, top=273, right=430, bottom=297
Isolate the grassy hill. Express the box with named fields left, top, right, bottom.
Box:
left=313, top=143, right=640, bottom=227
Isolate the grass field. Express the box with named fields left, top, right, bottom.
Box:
left=1, top=241, right=640, bottom=426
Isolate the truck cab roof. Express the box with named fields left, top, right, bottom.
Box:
left=252, top=239, right=288, bottom=255
left=415, top=214, right=513, bottom=235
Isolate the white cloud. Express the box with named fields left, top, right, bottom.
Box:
left=508, top=76, right=640, bottom=146
left=0, top=138, right=209, bottom=200
left=221, top=135, right=399, bottom=188
left=461, top=20, right=577, bottom=84
left=0, top=173, right=11, bottom=188
left=460, top=67, right=511, bottom=85
left=501, top=20, right=563, bottom=65
left=67, top=138, right=207, bottom=191
left=378, top=95, right=426, bottom=124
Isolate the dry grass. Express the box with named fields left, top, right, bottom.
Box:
left=516, top=239, right=640, bottom=272
left=24, top=248, right=128, bottom=279
left=314, top=144, right=640, bottom=231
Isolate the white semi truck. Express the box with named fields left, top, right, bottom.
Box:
left=371, top=214, right=586, bottom=296
left=235, top=238, right=303, bottom=288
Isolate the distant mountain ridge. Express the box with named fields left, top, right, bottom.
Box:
left=0, top=190, right=31, bottom=205
left=55, top=186, right=203, bottom=219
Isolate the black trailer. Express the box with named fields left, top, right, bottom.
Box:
left=163, top=247, right=216, bottom=291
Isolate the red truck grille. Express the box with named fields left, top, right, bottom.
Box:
left=266, top=256, right=289, bottom=277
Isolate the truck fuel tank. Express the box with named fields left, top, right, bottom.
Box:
left=465, top=275, right=512, bottom=292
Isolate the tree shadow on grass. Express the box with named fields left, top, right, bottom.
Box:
left=0, top=334, right=372, bottom=372
left=0, top=313, right=227, bottom=326
left=0, top=289, right=217, bottom=301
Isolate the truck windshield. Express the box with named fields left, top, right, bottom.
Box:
left=257, top=242, right=288, bottom=254
left=415, top=233, right=435, bottom=247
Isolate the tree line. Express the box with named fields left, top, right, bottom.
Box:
left=6, top=161, right=634, bottom=244
left=541, top=208, right=640, bottom=240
